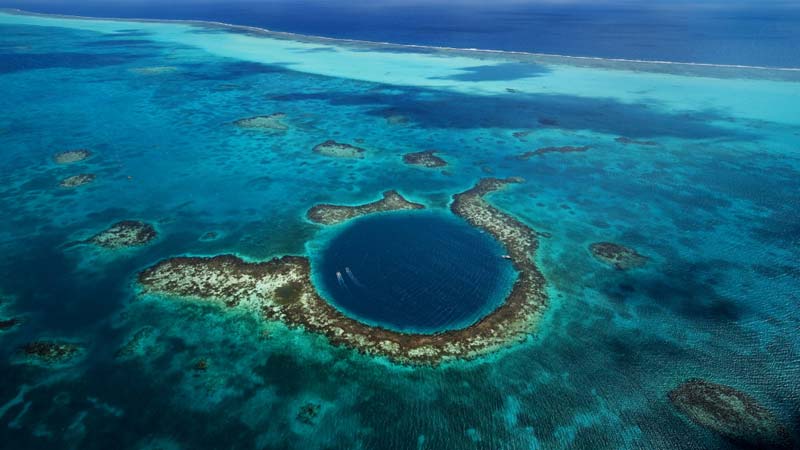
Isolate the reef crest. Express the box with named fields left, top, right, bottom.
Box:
left=307, top=190, right=424, bottom=225
left=139, top=178, right=547, bottom=364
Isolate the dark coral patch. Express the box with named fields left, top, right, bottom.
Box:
left=0, top=317, right=21, bottom=331
left=517, top=146, right=590, bottom=159
left=589, top=242, right=648, bottom=270
left=200, top=231, right=219, bottom=241
left=297, top=402, right=321, bottom=425
left=20, top=340, right=83, bottom=365
left=193, top=359, right=209, bottom=371
left=88, top=220, right=157, bottom=249
left=307, top=190, right=424, bottom=225
left=403, top=150, right=448, bottom=168
left=669, top=379, right=794, bottom=449
left=312, top=140, right=365, bottom=158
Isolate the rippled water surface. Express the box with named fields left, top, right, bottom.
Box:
left=0, top=9, right=798, bottom=450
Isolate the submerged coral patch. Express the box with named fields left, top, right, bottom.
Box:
left=589, top=242, right=648, bottom=270
left=669, top=379, right=794, bottom=449
left=517, top=146, right=590, bottom=159
left=139, top=178, right=547, bottom=364
left=89, top=220, right=157, bottom=249
left=60, top=173, right=96, bottom=188
left=312, top=140, right=365, bottom=158
left=19, top=340, right=84, bottom=366
left=307, top=190, right=424, bottom=225
left=0, top=317, right=21, bottom=331
left=403, top=150, right=447, bottom=168
left=615, top=136, right=658, bottom=146
left=296, top=402, right=321, bottom=425
left=129, top=66, right=178, bottom=75
left=115, top=326, right=158, bottom=359
left=53, top=149, right=91, bottom=164
left=233, top=113, right=288, bottom=131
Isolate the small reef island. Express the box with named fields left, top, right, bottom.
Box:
left=138, top=178, right=548, bottom=364
left=60, top=173, right=96, bottom=188
left=233, top=113, right=289, bottom=131
left=403, top=150, right=448, bottom=168
left=312, top=140, right=365, bottom=158
left=669, top=379, right=794, bottom=448
left=88, top=221, right=157, bottom=249
left=307, top=190, right=424, bottom=225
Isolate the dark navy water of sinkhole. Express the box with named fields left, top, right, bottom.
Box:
left=314, top=211, right=516, bottom=334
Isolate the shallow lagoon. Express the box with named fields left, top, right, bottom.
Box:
left=0, top=9, right=799, bottom=450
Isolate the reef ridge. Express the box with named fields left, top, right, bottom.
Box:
left=307, top=191, right=424, bottom=225
left=139, top=178, right=548, bottom=364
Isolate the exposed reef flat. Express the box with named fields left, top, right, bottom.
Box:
left=669, top=379, right=794, bottom=449
left=403, top=150, right=448, bottom=168
left=306, top=191, right=424, bottom=225
left=233, top=113, right=288, bottom=131
left=53, top=149, right=91, bottom=164
left=139, top=178, right=547, bottom=364
left=589, top=242, right=648, bottom=270
left=517, top=146, right=590, bottom=159
left=60, top=173, right=96, bottom=188
left=89, top=220, right=157, bottom=249
left=312, top=140, right=365, bottom=158
left=19, top=340, right=84, bottom=366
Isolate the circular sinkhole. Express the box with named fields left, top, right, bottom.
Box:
left=312, top=211, right=516, bottom=334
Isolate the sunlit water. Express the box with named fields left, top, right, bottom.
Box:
left=0, top=9, right=798, bottom=450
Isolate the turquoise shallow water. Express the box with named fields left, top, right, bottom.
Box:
left=0, top=9, right=799, bottom=450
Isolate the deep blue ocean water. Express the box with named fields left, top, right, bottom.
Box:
left=1, top=0, right=799, bottom=67
left=314, top=212, right=514, bottom=333
left=0, top=6, right=798, bottom=450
